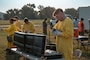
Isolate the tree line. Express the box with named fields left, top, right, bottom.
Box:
left=3, top=3, right=78, bottom=20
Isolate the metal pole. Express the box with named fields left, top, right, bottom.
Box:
left=88, top=19, right=90, bottom=42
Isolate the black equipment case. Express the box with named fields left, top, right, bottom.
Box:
left=13, top=32, right=63, bottom=60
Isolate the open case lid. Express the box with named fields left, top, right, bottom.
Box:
left=30, top=33, right=46, bottom=57
left=25, top=33, right=46, bottom=56
left=14, top=32, right=47, bottom=57
left=14, top=31, right=26, bottom=35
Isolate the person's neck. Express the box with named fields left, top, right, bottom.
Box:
left=60, top=16, right=66, bottom=21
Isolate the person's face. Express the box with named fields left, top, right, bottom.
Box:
left=54, top=11, right=63, bottom=21
left=25, top=21, right=29, bottom=24
left=10, top=20, right=13, bottom=24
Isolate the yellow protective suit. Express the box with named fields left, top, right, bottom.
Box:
left=53, top=18, right=73, bottom=60
left=14, top=20, right=21, bottom=31
left=4, top=24, right=17, bottom=48
left=22, top=22, right=35, bottom=33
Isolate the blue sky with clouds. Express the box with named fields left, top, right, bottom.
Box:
left=0, top=0, right=90, bottom=13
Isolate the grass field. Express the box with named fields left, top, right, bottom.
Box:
left=0, top=19, right=43, bottom=25
left=0, top=20, right=56, bottom=60
left=0, top=20, right=89, bottom=60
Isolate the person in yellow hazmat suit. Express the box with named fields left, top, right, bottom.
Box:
left=52, top=8, right=74, bottom=60
left=13, top=16, right=22, bottom=31
left=22, top=18, right=35, bottom=33
left=1, top=18, right=18, bottom=50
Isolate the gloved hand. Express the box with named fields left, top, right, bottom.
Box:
left=52, top=28, right=62, bottom=36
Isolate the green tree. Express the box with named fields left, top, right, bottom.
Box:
left=4, top=9, right=20, bottom=20
left=21, top=3, right=36, bottom=19
left=39, top=6, right=55, bottom=19
left=64, top=8, right=78, bottom=18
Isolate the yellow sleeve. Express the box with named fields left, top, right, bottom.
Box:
left=14, top=21, right=21, bottom=29
left=3, top=24, right=16, bottom=36
left=4, top=25, right=14, bottom=32
left=53, top=23, right=58, bottom=29
left=21, top=24, right=25, bottom=32
left=30, top=23, right=35, bottom=33
left=61, top=19, right=74, bottom=38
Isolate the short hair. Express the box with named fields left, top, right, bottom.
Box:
left=44, top=18, right=47, bottom=21
left=74, top=17, right=77, bottom=20
left=9, top=18, right=14, bottom=23
left=81, top=18, right=84, bottom=21
left=14, top=16, right=19, bottom=19
left=24, top=18, right=28, bottom=22
left=53, top=8, right=63, bottom=16
left=10, top=18, right=14, bottom=21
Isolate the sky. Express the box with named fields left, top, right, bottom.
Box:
left=0, top=0, right=90, bottom=13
